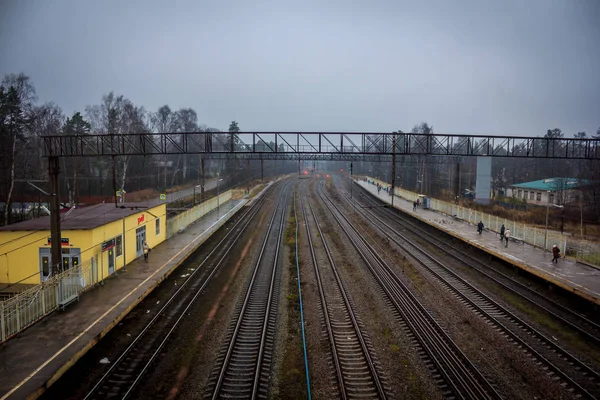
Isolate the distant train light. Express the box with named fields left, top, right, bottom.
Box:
left=304, top=170, right=308, bottom=175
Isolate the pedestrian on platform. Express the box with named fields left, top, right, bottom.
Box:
left=416, top=198, right=420, bottom=208
left=477, top=221, right=484, bottom=235
left=552, top=245, right=561, bottom=263
left=143, top=241, right=151, bottom=261
left=413, top=201, right=417, bottom=211
left=504, top=228, right=511, bottom=247
left=500, top=224, right=505, bottom=241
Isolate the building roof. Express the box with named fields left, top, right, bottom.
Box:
left=510, top=177, right=590, bottom=191
left=0, top=202, right=160, bottom=232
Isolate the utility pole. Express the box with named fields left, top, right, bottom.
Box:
left=200, top=157, right=205, bottom=202
left=350, top=162, right=353, bottom=200
left=391, top=135, right=396, bottom=208
left=261, top=158, right=264, bottom=183
left=49, top=156, right=62, bottom=274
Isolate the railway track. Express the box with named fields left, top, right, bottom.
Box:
left=83, top=184, right=275, bottom=400
left=316, top=180, right=501, bottom=400
left=300, top=190, right=388, bottom=399
left=351, top=181, right=600, bottom=347
left=338, top=181, right=600, bottom=399
left=204, top=181, right=292, bottom=399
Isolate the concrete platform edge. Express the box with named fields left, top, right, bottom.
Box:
left=21, top=200, right=247, bottom=400
left=386, top=195, right=600, bottom=306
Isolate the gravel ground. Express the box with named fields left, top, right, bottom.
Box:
left=333, top=179, right=584, bottom=399
left=293, top=185, right=340, bottom=399
left=40, top=178, right=598, bottom=400
left=131, top=208, right=267, bottom=400
left=313, top=182, right=442, bottom=399
left=39, top=210, right=250, bottom=400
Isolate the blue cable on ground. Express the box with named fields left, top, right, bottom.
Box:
left=294, top=191, right=312, bottom=399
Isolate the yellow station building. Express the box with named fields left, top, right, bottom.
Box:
left=0, top=202, right=166, bottom=286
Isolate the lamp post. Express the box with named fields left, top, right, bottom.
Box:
left=193, top=185, right=201, bottom=206
left=545, top=191, right=564, bottom=250
left=544, top=191, right=551, bottom=250
left=217, top=173, right=221, bottom=218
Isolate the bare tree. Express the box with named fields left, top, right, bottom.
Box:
left=1, top=73, right=37, bottom=225
left=150, top=105, right=177, bottom=188
left=86, top=93, right=149, bottom=198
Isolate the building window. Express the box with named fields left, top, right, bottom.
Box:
left=530, top=192, right=534, bottom=200
left=517, top=190, right=522, bottom=198
left=536, top=192, right=542, bottom=201
left=549, top=193, right=555, bottom=204
left=116, top=235, right=123, bottom=257
left=524, top=191, right=528, bottom=199
left=156, top=218, right=160, bottom=235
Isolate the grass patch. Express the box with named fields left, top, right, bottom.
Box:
left=277, top=195, right=308, bottom=399
left=249, top=184, right=265, bottom=198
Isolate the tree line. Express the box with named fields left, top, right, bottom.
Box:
left=1, top=73, right=599, bottom=225
left=0, top=73, right=295, bottom=225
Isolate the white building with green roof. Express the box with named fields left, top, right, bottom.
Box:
left=506, top=177, right=590, bottom=206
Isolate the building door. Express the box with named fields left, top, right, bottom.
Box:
left=136, top=226, right=146, bottom=258
left=108, top=248, right=115, bottom=274
left=39, top=248, right=52, bottom=281
left=61, top=248, right=81, bottom=271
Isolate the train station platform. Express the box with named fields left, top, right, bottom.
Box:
left=0, top=198, right=248, bottom=400
left=355, top=181, right=600, bottom=307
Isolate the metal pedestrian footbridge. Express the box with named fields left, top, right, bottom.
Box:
left=42, top=131, right=600, bottom=160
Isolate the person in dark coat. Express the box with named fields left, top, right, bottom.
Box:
left=552, top=245, right=560, bottom=263
left=500, top=224, right=505, bottom=241
left=477, top=221, right=484, bottom=235
left=413, top=201, right=417, bottom=211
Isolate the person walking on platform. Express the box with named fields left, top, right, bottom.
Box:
left=143, top=241, right=151, bottom=261
left=500, top=224, right=505, bottom=241
left=416, top=198, right=420, bottom=208
left=477, top=221, right=484, bottom=235
left=504, top=228, right=511, bottom=247
left=552, top=245, right=561, bottom=263
left=413, top=201, right=417, bottom=211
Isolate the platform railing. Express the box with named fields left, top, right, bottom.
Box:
left=364, top=177, right=600, bottom=268
left=166, top=190, right=232, bottom=238
left=0, top=260, right=98, bottom=343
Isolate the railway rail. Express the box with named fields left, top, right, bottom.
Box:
left=83, top=184, right=276, bottom=399
left=351, top=181, right=600, bottom=347
left=316, top=180, right=501, bottom=400
left=339, top=180, right=600, bottom=399
left=300, top=187, right=387, bottom=399
left=204, top=181, right=292, bottom=399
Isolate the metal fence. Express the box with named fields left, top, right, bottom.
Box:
left=0, top=259, right=98, bottom=343
left=365, top=177, right=600, bottom=268
left=166, top=190, right=233, bottom=238
left=0, top=190, right=242, bottom=344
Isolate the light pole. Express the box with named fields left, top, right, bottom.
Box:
left=193, top=185, right=201, bottom=206
left=217, top=173, right=221, bottom=218
left=544, top=191, right=564, bottom=250
left=544, top=191, right=551, bottom=250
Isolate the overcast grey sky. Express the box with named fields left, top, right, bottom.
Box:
left=1, top=0, right=599, bottom=136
